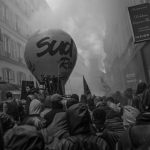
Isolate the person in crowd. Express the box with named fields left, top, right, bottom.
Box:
left=92, top=108, right=119, bottom=150
left=80, top=94, right=87, bottom=104
left=92, top=108, right=106, bottom=133
left=24, top=88, right=43, bottom=116
left=44, top=93, right=64, bottom=126
left=40, top=95, right=52, bottom=118
left=0, top=121, right=4, bottom=150
left=122, top=105, right=140, bottom=129
left=24, top=85, right=32, bottom=99
left=0, top=112, right=15, bottom=134
left=4, top=125, right=45, bottom=150
left=98, top=97, right=114, bottom=115
left=105, top=107, right=124, bottom=136
left=141, top=87, right=150, bottom=112
left=105, top=108, right=124, bottom=148
left=3, top=92, right=20, bottom=121
left=41, top=111, right=70, bottom=149
left=87, top=95, right=96, bottom=111
left=31, top=88, right=42, bottom=101
left=66, top=103, right=110, bottom=150
left=55, top=137, right=82, bottom=150
left=24, top=91, right=34, bottom=116
left=93, top=96, right=103, bottom=107
left=71, top=94, right=79, bottom=103
left=112, top=91, right=122, bottom=104
left=132, top=82, right=147, bottom=111
left=16, top=98, right=25, bottom=122
left=117, top=89, right=150, bottom=150
left=124, top=88, right=134, bottom=106
left=66, top=97, right=79, bottom=109
left=23, top=99, right=46, bottom=130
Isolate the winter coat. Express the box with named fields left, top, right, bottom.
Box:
left=4, top=125, right=44, bottom=150
left=0, top=112, right=15, bottom=133
left=0, top=121, right=3, bottom=150
left=118, top=112, right=150, bottom=150
left=23, top=99, right=46, bottom=129
left=55, top=136, right=81, bottom=150
left=66, top=103, right=110, bottom=150
left=29, top=99, right=42, bottom=115
left=40, top=112, right=70, bottom=150
left=5, top=100, right=20, bottom=121
left=23, top=114, right=46, bottom=130
left=44, top=108, right=64, bottom=126
left=40, top=108, right=52, bottom=118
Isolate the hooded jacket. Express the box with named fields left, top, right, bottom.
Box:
left=40, top=112, right=70, bottom=150
left=66, top=103, right=110, bottom=150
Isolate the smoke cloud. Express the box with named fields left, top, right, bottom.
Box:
left=29, top=0, right=107, bottom=96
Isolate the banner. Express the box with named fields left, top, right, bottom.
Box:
left=128, top=3, right=150, bottom=43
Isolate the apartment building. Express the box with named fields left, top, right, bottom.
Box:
left=0, top=0, right=49, bottom=87
left=103, top=0, right=150, bottom=92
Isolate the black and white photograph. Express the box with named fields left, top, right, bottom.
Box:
left=0, top=0, right=150, bottom=150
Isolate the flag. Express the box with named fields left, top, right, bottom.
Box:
left=83, top=76, right=91, bottom=97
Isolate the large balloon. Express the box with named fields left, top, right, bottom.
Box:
left=24, top=29, right=77, bottom=85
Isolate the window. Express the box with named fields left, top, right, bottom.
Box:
left=2, top=33, right=20, bottom=60
left=142, top=0, right=149, bottom=3
left=3, top=34, right=9, bottom=56
left=5, top=6, right=11, bottom=27
left=17, top=72, right=26, bottom=85
left=0, top=28, right=2, bottom=41
left=0, top=2, right=5, bottom=22
left=0, top=28, right=3, bottom=56
left=2, top=68, right=15, bottom=83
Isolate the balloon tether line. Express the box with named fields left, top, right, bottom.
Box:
left=57, top=64, right=60, bottom=94
left=67, top=66, right=73, bottom=95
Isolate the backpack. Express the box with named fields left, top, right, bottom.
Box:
left=129, top=126, right=150, bottom=150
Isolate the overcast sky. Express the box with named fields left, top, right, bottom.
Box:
left=29, top=0, right=107, bottom=96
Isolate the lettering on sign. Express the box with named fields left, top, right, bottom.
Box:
left=36, top=37, right=73, bottom=57
left=58, top=57, right=73, bottom=70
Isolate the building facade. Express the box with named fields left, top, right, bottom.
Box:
left=0, top=0, right=49, bottom=87
left=104, top=0, right=150, bottom=92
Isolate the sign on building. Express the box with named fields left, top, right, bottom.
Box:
left=128, top=3, right=150, bottom=43
left=126, top=73, right=137, bottom=90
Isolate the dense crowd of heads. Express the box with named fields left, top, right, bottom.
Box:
left=0, top=81, right=150, bottom=150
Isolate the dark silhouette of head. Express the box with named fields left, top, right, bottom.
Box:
left=6, top=92, right=12, bottom=99
left=136, top=82, right=147, bottom=95
left=71, top=94, right=79, bottom=102
left=51, top=94, right=63, bottom=109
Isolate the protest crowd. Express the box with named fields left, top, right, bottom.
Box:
left=0, top=81, right=150, bottom=150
